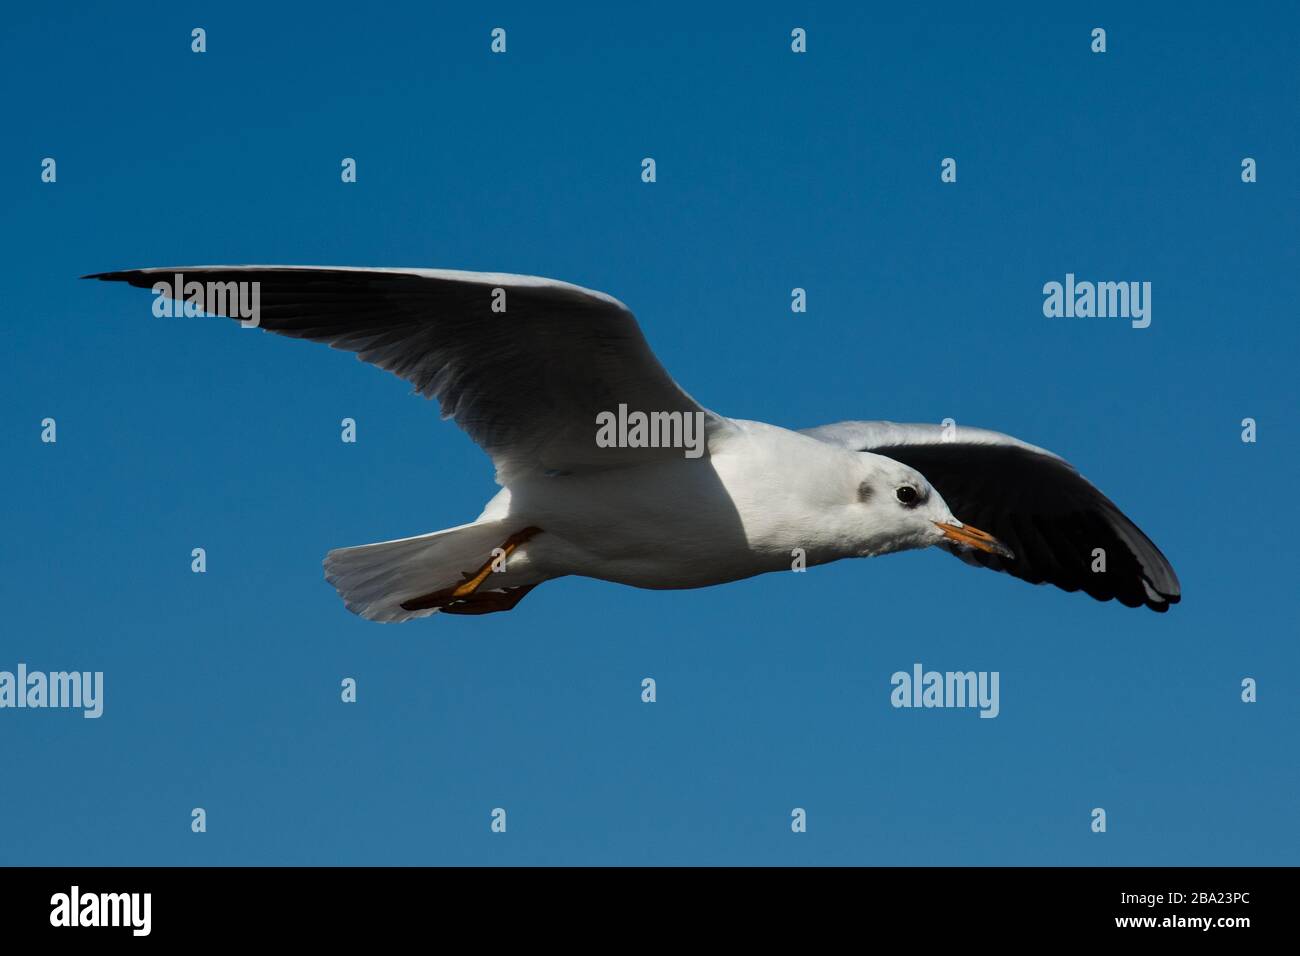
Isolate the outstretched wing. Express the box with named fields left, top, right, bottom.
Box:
left=801, top=421, right=1181, bottom=612
left=87, top=266, right=728, bottom=481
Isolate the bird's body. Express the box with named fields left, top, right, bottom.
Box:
left=497, top=419, right=873, bottom=591
left=87, top=265, right=1181, bottom=620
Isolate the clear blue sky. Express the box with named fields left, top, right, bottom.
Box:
left=1, top=1, right=1296, bottom=865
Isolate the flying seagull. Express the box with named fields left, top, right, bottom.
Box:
left=87, top=266, right=1180, bottom=620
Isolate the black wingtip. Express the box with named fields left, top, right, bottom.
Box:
left=83, top=269, right=152, bottom=282
left=1141, top=585, right=1181, bottom=613
left=1155, top=592, right=1181, bottom=613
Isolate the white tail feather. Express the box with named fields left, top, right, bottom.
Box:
left=323, top=520, right=513, bottom=623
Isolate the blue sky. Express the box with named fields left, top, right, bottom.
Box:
left=1, top=1, right=1296, bottom=865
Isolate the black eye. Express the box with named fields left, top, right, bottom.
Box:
left=896, top=486, right=918, bottom=505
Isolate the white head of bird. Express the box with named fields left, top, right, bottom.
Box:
left=851, top=453, right=1014, bottom=560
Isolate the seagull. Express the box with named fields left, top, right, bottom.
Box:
left=87, top=266, right=1181, bottom=620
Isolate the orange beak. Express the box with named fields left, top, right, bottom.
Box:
left=934, top=522, right=1015, bottom=559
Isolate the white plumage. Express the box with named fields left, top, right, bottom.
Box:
left=88, top=265, right=1180, bottom=618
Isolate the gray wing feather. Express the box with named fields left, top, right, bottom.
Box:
left=87, top=266, right=727, bottom=481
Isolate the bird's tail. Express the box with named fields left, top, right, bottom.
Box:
left=323, top=519, right=521, bottom=623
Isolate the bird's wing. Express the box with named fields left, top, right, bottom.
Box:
left=86, top=266, right=729, bottom=481
left=800, top=420, right=1181, bottom=612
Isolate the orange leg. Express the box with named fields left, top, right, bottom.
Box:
left=400, top=527, right=542, bottom=613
